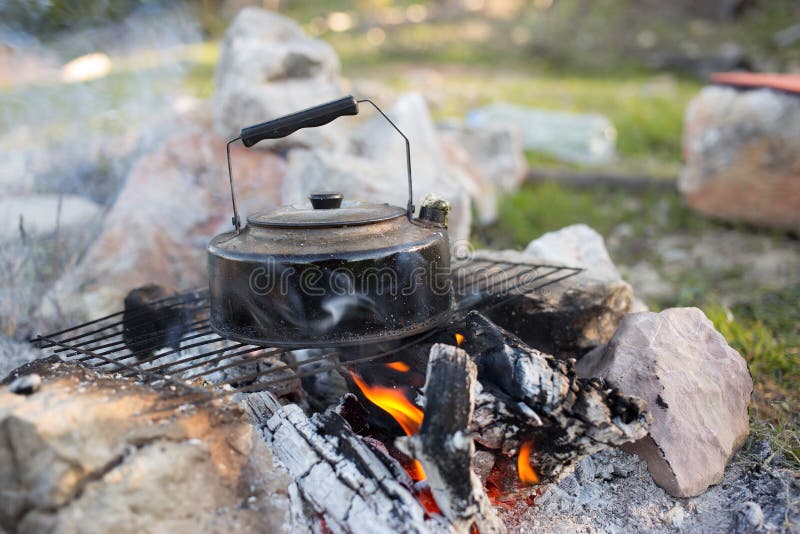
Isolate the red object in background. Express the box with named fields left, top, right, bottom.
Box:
left=711, top=72, right=800, bottom=95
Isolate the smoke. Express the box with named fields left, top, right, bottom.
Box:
left=0, top=4, right=204, bottom=337
left=0, top=3, right=203, bottom=203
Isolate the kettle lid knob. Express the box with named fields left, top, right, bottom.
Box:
left=309, top=192, right=343, bottom=210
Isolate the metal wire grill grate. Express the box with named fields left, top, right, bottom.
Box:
left=32, top=259, right=582, bottom=401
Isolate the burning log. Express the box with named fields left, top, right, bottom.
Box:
left=462, top=311, right=651, bottom=485
left=396, top=343, right=504, bottom=533
left=122, top=285, right=193, bottom=359
left=245, top=391, right=450, bottom=534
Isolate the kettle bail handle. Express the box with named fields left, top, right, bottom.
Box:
left=225, top=95, right=415, bottom=231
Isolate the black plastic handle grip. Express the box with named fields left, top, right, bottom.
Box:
left=240, top=95, right=359, bottom=147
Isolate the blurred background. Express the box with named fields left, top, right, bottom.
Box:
left=0, top=1, right=798, bottom=456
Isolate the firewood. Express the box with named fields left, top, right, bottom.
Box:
left=244, top=391, right=451, bottom=534
left=122, top=285, right=188, bottom=359
left=462, top=311, right=651, bottom=483
left=396, top=343, right=505, bottom=534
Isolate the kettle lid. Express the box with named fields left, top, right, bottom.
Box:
left=247, top=192, right=406, bottom=229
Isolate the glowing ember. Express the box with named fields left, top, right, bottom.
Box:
left=517, top=441, right=540, bottom=485
left=454, top=333, right=465, bottom=346
left=385, top=361, right=410, bottom=372
left=416, top=486, right=441, bottom=515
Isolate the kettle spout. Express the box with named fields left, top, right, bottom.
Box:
left=417, top=193, right=450, bottom=227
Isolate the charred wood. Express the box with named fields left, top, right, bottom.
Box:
left=286, top=349, right=349, bottom=412
left=122, top=284, right=191, bottom=359
left=244, top=391, right=451, bottom=534
left=463, top=311, right=651, bottom=483
left=397, top=343, right=505, bottom=534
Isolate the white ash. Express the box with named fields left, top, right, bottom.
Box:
left=137, top=333, right=228, bottom=378
left=499, top=444, right=799, bottom=533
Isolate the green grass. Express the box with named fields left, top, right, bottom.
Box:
left=182, top=41, right=220, bottom=99
left=473, top=181, right=712, bottom=250
left=706, top=287, right=800, bottom=393
left=749, top=416, right=800, bottom=469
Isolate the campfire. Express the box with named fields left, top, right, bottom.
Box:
left=22, top=96, right=657, bottom=532
left=245, top=315, right=649, bottom=533
left=13, top=88, right=768, bottom=533
left=32, top=276, right=650, bottom=533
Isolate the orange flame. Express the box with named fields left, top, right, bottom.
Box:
left=517, top=441, right=540, bottom=485
left=386, top=361, right=410, bottom=372
left=454, top=333, right=465, bottom=346
left=350, top=373, right=423, bottom=435
left=350, top=372, right=427, bottom=481
left=408, top=459, right=427, bottom=483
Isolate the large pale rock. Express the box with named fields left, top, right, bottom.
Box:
left=475, top=224, right=633, bottom=356
left=213, top=7, right=345, bottom=149
left=0, top=361, right=291, bottom=532
left=353, top=93, right=493, bottom=229
left=283, top=93, right=479, bottom=243
left=679, top=86, right=800, bottom=233
left=0, top=194, right=102, bottom=243
left=524, top=223, right=622, bottom=282
left=38, top=115, right=287, bottom=323
left=576, top=307, right=753, bottom=497
left=466, top=103, right=616, bottom=165
left=438, top=121, right=527, bottom=194
left=438, top=132, right=498, bottom=225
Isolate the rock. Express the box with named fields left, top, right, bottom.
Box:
left=351, top=92, right=483, bottom=235
left=0, top=194, right=102, bottom=243
left=466, top=103, right=616, bottom=165
left=7, top=373, right=41, bottom=395
left=438, top=121, right=527, bottom=194
left=735, top=501, right=764, bottom=531
left=474, top=224, right=633, bottom=356
left=576, top=307, right=753, bottom=497
left=438, top=132, right=498, bottom=226
left=630, top=297, right=650, bottom=313
left=38, top=115, right=287, bottom=323
left=0, top=361, right=291, bottom=532
left=524, top=223, right=621, bottom=281
left=213, top=7, right=345, bottom=150
left=283, top=93, right=476, bottom=243
left=679, top=85, right=800, bottom=233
